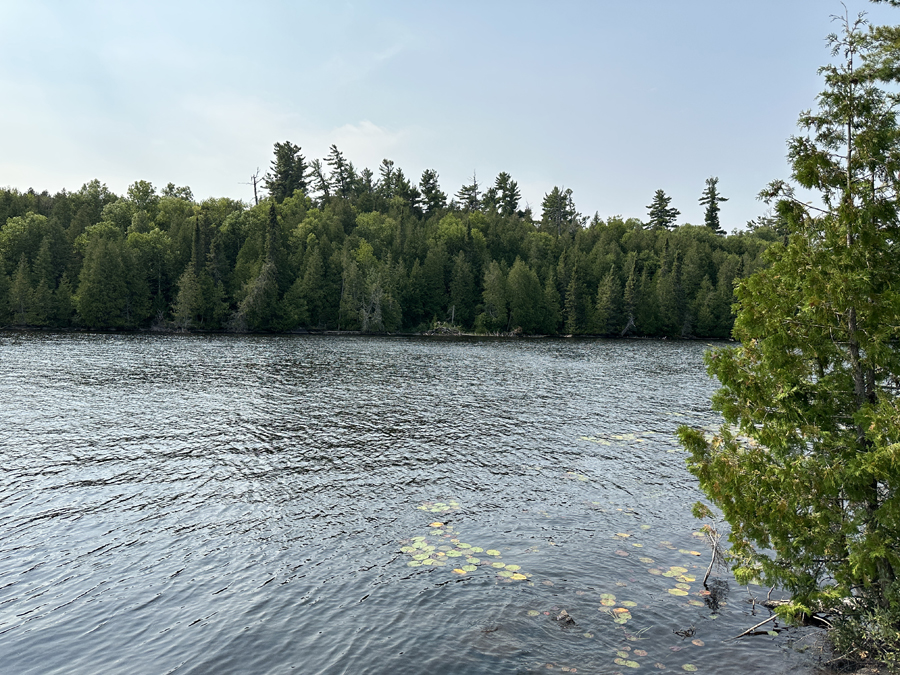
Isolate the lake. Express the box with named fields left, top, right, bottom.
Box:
left=0, top=333, right=820, bottom=674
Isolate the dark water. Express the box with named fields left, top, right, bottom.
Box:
left=0, top=333, right=820, bottom=674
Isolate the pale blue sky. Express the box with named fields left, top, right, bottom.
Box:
left=1, top=1, right=895, bottom=230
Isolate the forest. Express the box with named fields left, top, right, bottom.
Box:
left=0, top=145, right=780, bottom=336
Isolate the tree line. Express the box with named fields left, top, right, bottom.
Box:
left=0, top=149, right=780, bottom=335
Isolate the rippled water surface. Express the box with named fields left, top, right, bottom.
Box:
left=0, top=333, right=819, bottom=674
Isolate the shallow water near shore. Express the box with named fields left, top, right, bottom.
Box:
left=0, top=333, right=822, bottom=674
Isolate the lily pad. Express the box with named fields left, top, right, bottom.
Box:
left=466, top=557, right=481, bottom=564
left=688, top=599, right=705, bottom=607
left=462, top=564, right=477, bottom=572
left=620, top=601, right=638, bottom=608
left=421, top=558, right=435, bottom=565
left=640, top=524, right=652, bottom=530
left=614, top=658, right=640, bottom=668
left=451, top=568, right=467, bottom=575
left=400, top=546, right=416, bottom=554
left=457, top=543, right=472, bottom=549
left=498, top=570, right=514, bottom=578
left=668, top=588, right=689, bottom=596
left=639, top=557, right=655, bottom=564
left=527, top=610, right=540, bottom=617
left=691, top=639, right=705, bottom=647
left=470, top=547, right=484, bottom=553
left=446, top=550, right=463, bottom=557
left=486, top=549, right=501, bottom=557
left=678, top=575, right=696, bottom=583
left=429, top=522, right=444, bottom=527
left=616, top=533, right=632, bottom=538
left=407, top=560, right=422, bottom=567
left=617, top=651, right=630, bottom=658
left=505, top=564, right=521, bottom=572
left=648, top=568, right=663, bottom=576
left=634, top=649, right=648, bottom=657
left=682, top=665, right=698, bottom=672
left=669, top=566, right=688, bottom=574
left=491, top=562, right=506, bottom=569
left=413, top=553, right=430, bottom=561
left=679, top=549, right=702, bottom=556
left=675, top=583, right=691, bottom=590
left=615, top=550, right=630, bottom=557
left=511, top=573, right=527, bottom=580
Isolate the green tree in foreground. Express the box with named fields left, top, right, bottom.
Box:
left=679, top=14, right=900, bottom=664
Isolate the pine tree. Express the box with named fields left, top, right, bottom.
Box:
left=646, top=189, right=680, bottom=230
left=699, top=176, right=728, bottom=234
left=264, top=141, right=307, bottom=203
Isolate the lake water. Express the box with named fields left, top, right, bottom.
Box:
left=0, top=333, right=821, bottom=674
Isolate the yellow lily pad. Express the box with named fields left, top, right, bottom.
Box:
left=668, top=588, right=689, bottom=596
left=451, top=568, right=467, bottom=575
left=511, top=573, right=527, bottom=580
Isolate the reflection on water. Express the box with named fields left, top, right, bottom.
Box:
left=0, top=333, right=817, bottom=674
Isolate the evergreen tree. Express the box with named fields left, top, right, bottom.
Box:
left=507, top=258, right=541, bottom=333
left=478, top=260, right=507, bottom=332
left=419, top=169, right=447, bottom=217
left=455, top=173, right=481, bottom=212
left=680, top=15, right=900, bottom=656
left=699, top=176, right=728, bottom=234
left=264, top=141, right=308, bottom=203
left=646, top=189, right=680, bottom=230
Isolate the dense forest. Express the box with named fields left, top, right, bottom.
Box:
left=0, top=143, right=780, bottom=336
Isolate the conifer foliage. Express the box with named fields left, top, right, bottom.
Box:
left=680, top=12, right=900, bottom=662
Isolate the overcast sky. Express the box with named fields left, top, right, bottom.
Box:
left=1, top=0, right=896, bottom=230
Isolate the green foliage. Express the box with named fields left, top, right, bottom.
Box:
left=699, top=177, right=728, bottom=234
left=646, top=189, right=680, bottom=230
left=0, top=141, right=770, bottom=333
left=680, top=12, right=900, bottom=663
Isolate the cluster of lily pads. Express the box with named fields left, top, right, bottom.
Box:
left=611, top=644, right=700, bottom=671
left=415, top=500, right=461, bottom=514
left=400, top=513, right=529, bottom=581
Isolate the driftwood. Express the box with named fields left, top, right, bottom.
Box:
left=729, top=614, right=777, bottom=640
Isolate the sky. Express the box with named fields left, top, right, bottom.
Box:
left=1, top=0, right=897, bottom=231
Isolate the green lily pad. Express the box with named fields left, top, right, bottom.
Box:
left=469, top=547, right=484, bottom=553
left=407, top=560, right=422, bottom=567
left=600, top=593, right=617, bottom=607
left=462, top=564, right=477, bottom=572
left=421, top=558, right=435, bottom=566
left=413, top=553, right=430, bottom=561
left=498, top=570, right=514, bottom=578
left=527, top=610, right=540, bottom=617
left=614, top=658, right=640, bottom=668
left=617, top=650, right=630, bottom=658
left=486, top=549, right=501, bottom=556
left=491, top=562, right=506, bottom=569
left=668, top=588, right=689, bottom=596
left=639, top=557, right=655, bottom=564
left=466, top=557, right=481, bottom=564
left=400, top=546, right=416, bottom=554
left=446, top=550, right=463, bottom=557
left=682, top=665, right=698, bottom=672
left=675, top=583, right=691, bottom=591
left=620, top=600, right=637, bottom=608
left=648, top=568, right=663, bottom=576
left=505, top=564, right=521, bottom=572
